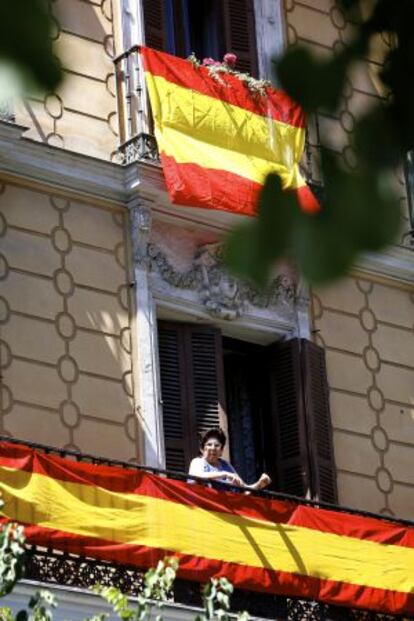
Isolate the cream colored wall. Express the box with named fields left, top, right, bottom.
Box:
left=312, top=277, right=414, bottom=519
left=14, top=0, right=119, bottom=160
left=0, top=179, right=139, bottom=461
left=284, top=0, right=412, bottom=238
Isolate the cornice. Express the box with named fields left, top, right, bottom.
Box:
left=6, top=580, right=202, bottom=621
left=1, top=121, right=413, bottom=285
left=0, top=120, right=126, bottom=205
left=355, top=244, right=414, bottom=288
left=0, top=122, right=246, bottom=232
left=133, top=160, right=246, bottom=233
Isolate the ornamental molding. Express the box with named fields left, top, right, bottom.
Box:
left=129, top=201, right=152, bottom=266
left=1, top=123, right=412, bottom=286
left=147, top=241, right=296, bottom=320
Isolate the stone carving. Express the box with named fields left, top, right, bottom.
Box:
left=130, top=203, right=151, bottom=265
left=148, top=244, right=199, bottom=290
left=147, top=241, right=296, bottom=320
left=195, top=243, right=245, bottom=320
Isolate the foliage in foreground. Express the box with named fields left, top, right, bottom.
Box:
left=226, top=0, right=414, bottom=285
left=0, top=0, right=61, bottom=94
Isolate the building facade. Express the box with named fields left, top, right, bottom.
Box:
left=1, top=0, right=414, bottom=618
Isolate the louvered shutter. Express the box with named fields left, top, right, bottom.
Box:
left=301, top=339, right=338, bottom=503
left=187, top=327, right=228, bottom=444
left=222, top=0, right=258, bottom=77
left=143, top=0, right=167, bottom=50
left=157, top=321, right=227, bottom=472
left=158, top=323, right=194, bottom=472
left=267, top=339, right=311, bottom=497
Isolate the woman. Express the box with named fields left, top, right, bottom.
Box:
left=188, top=428, right=271, bottom=490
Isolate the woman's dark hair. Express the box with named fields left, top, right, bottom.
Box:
left=200, top=427, right=226, bottom=449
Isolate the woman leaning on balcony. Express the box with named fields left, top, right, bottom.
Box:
left=189, top=428, right=271, bottom=491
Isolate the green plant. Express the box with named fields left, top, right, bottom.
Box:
left=94, top=556, right=179, bottom=621
left=196, top=577, right=249, bottom=621
left=0, top=0, right=62, bottom=93
left=14, top=590, right=58, bottom=621
left=0, top=501, right=26, bottom=598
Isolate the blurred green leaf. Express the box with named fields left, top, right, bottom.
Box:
left=225, top=175, right=297, bottom=286
left=292, top=213, right=357, bottom=284
left=0, top=0, right=62, bottom=92
left=322, top=150, right=401, bottom=251
left=352, top=107, right=400, bottom=169
left=274, top=46, right=356, bottom=113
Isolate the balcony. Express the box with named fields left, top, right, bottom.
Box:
left=1, top=436, right=413, bottom=621
left=113, top=46, right=414, bottom=251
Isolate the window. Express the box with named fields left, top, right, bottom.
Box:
left=157, top=320, right=338, bottom=503
left=143, top=0, right=258, bottom=76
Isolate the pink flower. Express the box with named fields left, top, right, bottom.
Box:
left=223, top=53, right=237, bottom=68
left=202, top=57, right=216, bottom=66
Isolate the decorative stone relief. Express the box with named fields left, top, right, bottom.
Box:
left=147, top=241, right=296, bottom=320
left=129, top=202, right=152, bottom=266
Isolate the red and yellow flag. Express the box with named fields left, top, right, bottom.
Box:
left=1, top=441, right=413, bottom=615
left=141, top=47, right=319, bottom=216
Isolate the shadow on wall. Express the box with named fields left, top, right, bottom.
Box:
left=13, top=0, right=117, bottom=158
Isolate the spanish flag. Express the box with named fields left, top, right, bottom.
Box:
left=1, top=442, right=414, bottom=615
left=141, top=47, right=319, bottom=216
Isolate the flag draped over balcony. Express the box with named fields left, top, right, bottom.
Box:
left=140, top=47, right=319, bottom=216
left=1, top=442, right=414, bottom=616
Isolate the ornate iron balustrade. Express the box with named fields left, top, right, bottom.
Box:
left=23, top=548, right=409, bottom=621
left=112, top=45, right=321, bottom=191
left=112, top=47, right=414, bottom=251
left=114, top=45, right=159, bottom=164
left=1, top=435, right=413, bottom=621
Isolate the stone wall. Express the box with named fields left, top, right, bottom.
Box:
left=14, top=0, right=119, bottom=160
left=0, top=179, right=139, bottom=461
left=284, top=0, right=412, bottom=239
left=312, top=277, right=414, bottom=519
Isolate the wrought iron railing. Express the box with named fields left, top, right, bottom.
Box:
left=112, top=45, right=321, bottom=191
left=112, top=46, right=414, bottom=252
left=1, top=435, right=413, bottom=621
left=114, top=45, right=159, bottom=164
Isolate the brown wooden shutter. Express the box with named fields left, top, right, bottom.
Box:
left=143, top=0, right=167, bottom=51
left=266, top=338, right=337, bottom=501
left=267, top=339, right=311, bottom=497
left=188, top=327, right=228, bottom=442
left=157, top=321, right=227, bottom=472
left=301, top=339, right=338, bottom=503
left=158, top=322, right=193, bottom=472
left=222, top=0, right=258, bottom=77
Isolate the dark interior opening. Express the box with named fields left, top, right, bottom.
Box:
left=223, top=336, right=274, bottom=487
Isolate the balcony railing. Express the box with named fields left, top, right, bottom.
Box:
left=1, top=435, right=412, bottom=621
left=113, top=45, right=321, bottom=190
left=113, top=46, right=414, bottom=251
left=114, top=46, right=159, bottom=165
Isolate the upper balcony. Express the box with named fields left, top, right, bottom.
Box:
left=1, top=436, right=413, bottom=621
left=112, top=44, right=414, bottom=253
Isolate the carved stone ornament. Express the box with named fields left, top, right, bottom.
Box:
left=148, top=242, right=296, bottom=320
left=130, top=203, right=152, bottom=265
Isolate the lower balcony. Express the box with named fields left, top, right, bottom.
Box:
left=0, top=436, right=413, bottom=621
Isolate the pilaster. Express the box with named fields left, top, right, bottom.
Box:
left=128, top=197, right=165, bottom=468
